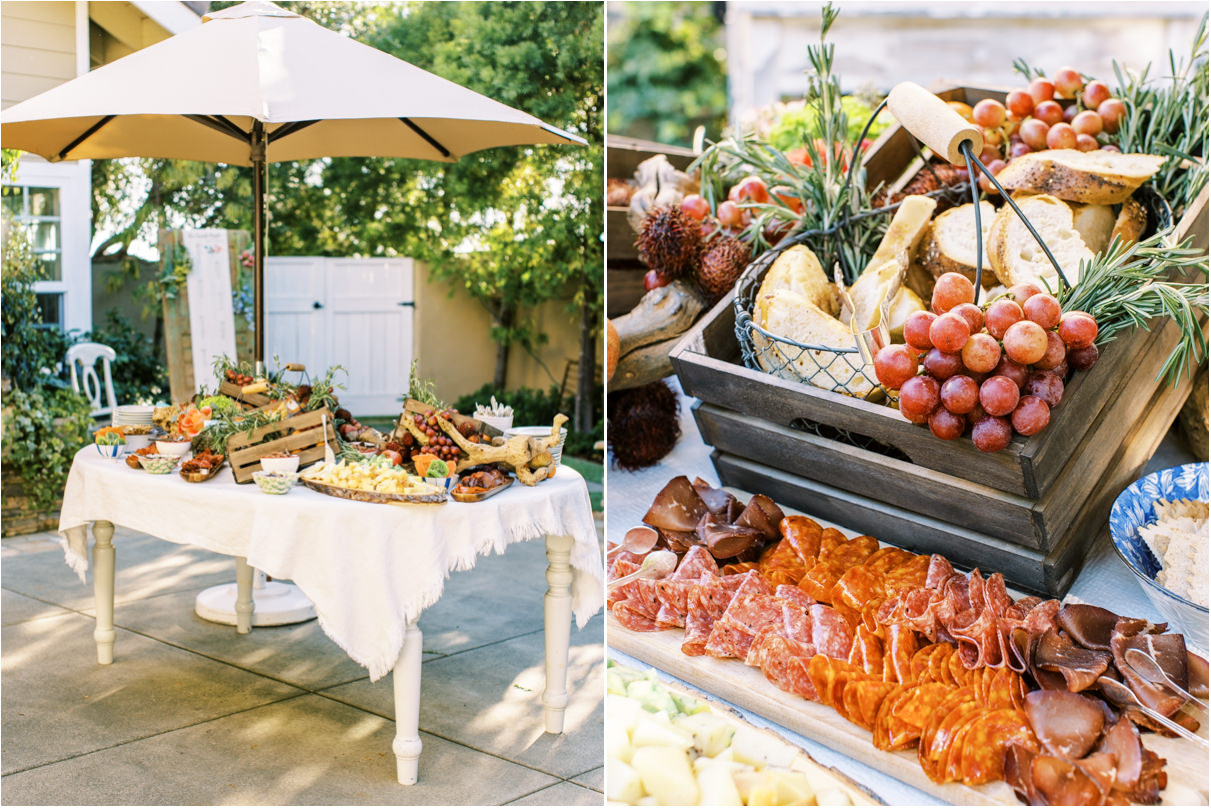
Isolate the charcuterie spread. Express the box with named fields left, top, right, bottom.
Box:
left=610, top=476, right=1209, bottom=805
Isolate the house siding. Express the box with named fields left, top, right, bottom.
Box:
left=1, top=1, right=76, bottom=109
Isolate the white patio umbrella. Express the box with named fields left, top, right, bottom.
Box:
left=1, top=0, right=587, bottom=631
left=0, top=0, right=586, bottom=359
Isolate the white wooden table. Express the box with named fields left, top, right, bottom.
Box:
left=57, top=447, right=603, bottom=785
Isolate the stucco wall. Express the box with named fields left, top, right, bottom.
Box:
left=1, top=1, right=76, bottom=109
left=412, top=262, right=591, bottom=406
left=726, top=1, right=1206, bottom=124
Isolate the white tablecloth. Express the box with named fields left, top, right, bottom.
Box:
left=59, top=447, right=603, bottom=681
left=606, top=376, right=1197, bottom=806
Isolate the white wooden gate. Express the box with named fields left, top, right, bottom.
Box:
left=265, top=257, right=414, bottom=415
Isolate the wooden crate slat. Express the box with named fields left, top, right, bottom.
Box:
left=692, top=401, right=1040, bottom=546
left=218, top=381, right=274, bottom=409
left=226, top=407, right=336, bottom=484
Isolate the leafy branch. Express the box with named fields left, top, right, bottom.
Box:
left=1060, top=226, right=1209, bottom=385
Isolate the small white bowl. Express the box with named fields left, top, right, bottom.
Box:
left=260, top=455, right=300, bottom=474
left=252, top=470, right=299, bottom=495
left=124, top=434, right=153, bottom=452
left=477, top=413, right=514, bottom=434
left=137, top=454, right=179, bottom=474
left=155, top=439, right=192, bottom=457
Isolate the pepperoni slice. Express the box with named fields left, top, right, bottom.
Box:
left=845, top=680, right=899, bottom=731
left=863, top=546, right=916, bottom=575
left=883, top=623, right=919, bottom=684
left=832, top=565, right=885, bottom=614
left=847, top=623, right=884, bottom=676
left=918, top=689, right=980, bottom=782
left=883, top=553, right=932, bottom=597
left=872, top=684, right=911, bottom=751
left=910, top=643, right=947, bottom=682
left=887, top=682, right=953, bottom=750
left=779, top=515, right=823, bottom=566
left=958, top=708, right=1038, bottom=786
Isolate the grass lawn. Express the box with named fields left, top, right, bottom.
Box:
left=561, top=455, right=604, bottom=513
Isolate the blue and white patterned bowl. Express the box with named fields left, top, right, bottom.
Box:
left=95, top=443, right=123, bottom=460
left=1109, top=462, right=1208, bottom=654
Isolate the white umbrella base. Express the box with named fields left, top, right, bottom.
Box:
left=195, top=579, right=316, bottom=627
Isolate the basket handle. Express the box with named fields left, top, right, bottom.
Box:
left=284, top=363, right=306, bottom=372
left=886, top=82, right=984, bottom=166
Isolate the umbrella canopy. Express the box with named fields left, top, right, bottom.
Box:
left=1, top=0, right=586, bottom=358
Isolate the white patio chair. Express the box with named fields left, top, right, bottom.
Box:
left=66, top=342, right=118, bottom=420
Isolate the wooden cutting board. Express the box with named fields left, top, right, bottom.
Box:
left=609, top=615, right=1210, bottom=806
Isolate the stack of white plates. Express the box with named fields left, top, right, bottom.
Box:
left=113, top=405, right=155, bottom=428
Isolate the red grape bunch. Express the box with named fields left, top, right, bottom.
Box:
left=407, top=409, right=491, bottom=465
left=964, top=67, right=1128, bottom=194
left=874, top=272, right=1099, bottom=452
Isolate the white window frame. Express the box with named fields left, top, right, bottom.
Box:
left=5, top=158, right=93, bottom=334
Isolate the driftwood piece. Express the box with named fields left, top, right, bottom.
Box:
left=613, top=281, right=707, bottom=356
left=402, top=413, right=568, bottom=486
left=611, top=335, right=685, bottom=391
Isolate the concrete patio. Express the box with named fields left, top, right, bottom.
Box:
left=1, top=519, right=604, bottom=805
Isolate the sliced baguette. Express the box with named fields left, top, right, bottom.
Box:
left=1111, top=194, right=1147, bottom=248
left=994, top=149, right=1165, bottom=205
left=988, top=194, right=1092, bottom=292
left=863, top=194, right=937, bottom=273
left=919, top=201, right=997, bottom=287
left=1069, top=203, right=1116, bottom=255
left=755, top=290, right=875, bottom=398
left=758, top=244, right=840, bottom=317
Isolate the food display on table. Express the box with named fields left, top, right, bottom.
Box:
left=179, top=449, right=226, bottom=483
left=1110, top=463, right=1211, bottom=653
left=137, top=454, right=180, bottom=475
left=451, top=466, right=514, bottom=503
left=397, top=406, right=568, bottom=486
left=258, top=451, right=300, bottom=475
left=609, top=476, right=1209, bottom=805
left=300, top=457, right=448, bottom=504
left=606, top=660, right=879, bottom=806
left=125, top=444, right=159, bottom=469
left=252, top=470, right=299, bottom=495
left=93, top=426, right=125, bottom=459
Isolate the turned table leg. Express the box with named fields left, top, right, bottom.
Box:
left=91, top=520, right=116, bottom=665
left=234, top=556, right=254, bottom=634
left=392, top=616, right=424, bottom=784
left=543, top=533, right=574, bottom=734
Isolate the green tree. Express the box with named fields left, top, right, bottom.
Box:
left=606, top=2, right=729, bottom=146
left=89, top=1, right=603, bottom=430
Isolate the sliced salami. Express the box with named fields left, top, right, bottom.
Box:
left=778, top=515, right=823, bottom=566
left=811, top=604, right=856, bottom=660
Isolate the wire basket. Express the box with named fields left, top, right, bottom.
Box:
left=733, top=85, right=1172, bottom=398
left=734, top=184, right=968, bottom=398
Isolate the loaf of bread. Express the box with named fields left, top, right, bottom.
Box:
left=754, top=290, right=875, bottom=398
left=994, top=149, right=1165, bottom=205
left=989, top=194, right=1092, bottom=292
left=758, top=244, right=840, bottom=317
left=919, top=201, right=997, bottom=287
left=1111, top=194, right=1148, bottom=248
left=1069, top=203, right=1116, bottom=255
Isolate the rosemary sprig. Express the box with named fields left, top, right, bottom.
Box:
left=1060, top=227, right=1209, bottom=385
left=1113, top=13, right=1208, bottom=219
left=689, top=2, right=883, bottom=280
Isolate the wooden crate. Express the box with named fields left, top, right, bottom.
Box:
left=607, top=135, right=699, bottom=318
left=217, top=380, right=273, bottom=409
left=227, top=407, right=337, bottom=484
left=668, top=85, right=1208, bottom=595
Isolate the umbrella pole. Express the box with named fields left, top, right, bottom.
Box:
left=252, top=121, right=267, bottom=363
